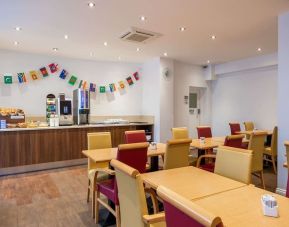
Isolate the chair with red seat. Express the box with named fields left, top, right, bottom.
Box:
left=197, top=126, right=212, bottom=139
left=124, top=130, right=147, bottom=143
left=229, top=122, right=241, bottom=135
left=94, top=142, right=149, bottom=226
left=157, top=185, right=223, bottom=227
left=224, top=135, right=244, bottom=149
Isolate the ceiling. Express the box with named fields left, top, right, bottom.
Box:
left=1, top=0, right=289, bottom=65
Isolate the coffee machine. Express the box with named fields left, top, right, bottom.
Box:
left=73, top=89, right=90, bottom=125
left=56, top=93, right=73, bottom=126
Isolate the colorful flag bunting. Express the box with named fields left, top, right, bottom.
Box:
left=17, top=73, right=27, bottom=83
left=40, top=67, right=49, bottom=77
left=78, top=80, right=87, bottom=89
left=4, top=75, right=12, bottom=84
left=68, top=75, right=77, bottom=85
left=59, top=69, right=68, bottom=79
left=89, top=83, right=96, bottom=92
left=49, top=63, right=58, bottom=73
left=126, top=76, right=134, bottom=86
left=133, top=72, right=139, bottom=80
left=118, top=81, right=125, bottom=89
left=109, top=83, right=116, bottom=92
left=30, top=71, right=38, bottom=80
left=99, top=86, right=106, bottom=93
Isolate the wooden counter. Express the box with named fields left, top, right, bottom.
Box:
left=0, top=123, right=153, bottom=170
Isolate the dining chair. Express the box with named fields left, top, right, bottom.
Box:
left=111, top=159, right=165, bottom=227
left=229, top=122, right=241, bottom=135
left=244, top=121, right=254, bottom=140
left=197, top=146, right=253, bottom=184
left=285, top=142, right=289, bottom=198
left=86, top=132, right=112, bottom=218
left=263, top=126, right=278, bottom=174
left=248, top=131, right=267, bottom=189
left=94, top=142, right=149, bottom=226
left=157, top=185, right=223, bottom=227
left=224, top=134, right=244, bottom=149
left=197, top=126, right=212, bottom=138
left=124, top=130, right=147, bottom=143
left=171, top=127, right=189, bottom=139
left=163, top=139, right=192, bottom=170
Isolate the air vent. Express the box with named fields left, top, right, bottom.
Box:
left=120, top=27, right=162, bottom=43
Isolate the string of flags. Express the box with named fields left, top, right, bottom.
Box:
left=0, top=63, right=140, bottom=94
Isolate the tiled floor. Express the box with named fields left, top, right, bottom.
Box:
left=0, top=164, right=277, bottom=227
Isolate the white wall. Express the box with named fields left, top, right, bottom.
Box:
left=0, top=50, right=142, bottom=116
left=211, top=66, right=277, bottom=136
left=277, top=12, right=289, bottom=192
left=173, top=61, right=211, bottom=137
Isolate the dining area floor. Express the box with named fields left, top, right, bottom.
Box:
left=0, top=163, right=277, bottom=227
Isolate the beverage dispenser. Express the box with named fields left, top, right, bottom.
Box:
left=73, top=89, right=90, bottom=125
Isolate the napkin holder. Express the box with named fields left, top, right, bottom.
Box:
left=261, top=195, right=279, bottom=218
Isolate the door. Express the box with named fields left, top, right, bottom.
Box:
left=188, top=87, right=201, bottom=138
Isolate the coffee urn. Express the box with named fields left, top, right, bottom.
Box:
left=73, top=89, right=90, bottom=125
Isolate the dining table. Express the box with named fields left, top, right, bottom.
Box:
left=190, top=137, right=225, bottom=151
left=236, top=130, right=273, bottom=136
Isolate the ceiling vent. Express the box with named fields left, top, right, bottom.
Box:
left=120, top=27, right=162, bottom=43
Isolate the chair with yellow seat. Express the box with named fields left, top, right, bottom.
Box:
left=86, top=132, right=112, bottom=218
left=164, top=139, right=192, bottom=170
left=171, top=127, right=189, bottom=139
left=197, top=146, right=253, bottom=184
left=244, top=121, right=254, bottom=140
left=111, top=159, right=165, bottom=227
left=157, top=185, right=223, bottom=227
left=248, top=131, right=267, bottom=189
left=263, top=126, right=278, bottom=174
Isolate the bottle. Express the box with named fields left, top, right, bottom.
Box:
left=49, top=115, right=55, bottom=127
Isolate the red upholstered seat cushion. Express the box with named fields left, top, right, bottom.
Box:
left=125, top=132, right=147, bottom=143
left=97, top=178, right=119, bottom=205
left=199, top=163, right=215, bottom=172
left=197, top=127, right=212, bottom=139
left=229, top=123, right=241, bottom=135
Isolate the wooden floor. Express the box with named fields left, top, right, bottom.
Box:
left=0, top=164, right=277, bottom=227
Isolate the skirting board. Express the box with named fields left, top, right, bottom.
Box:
left=0, top=159, right=87, bottom=176
left=275, top=187, right=286, bottom=196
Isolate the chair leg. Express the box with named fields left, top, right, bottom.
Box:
left=92, top=185, right=96, bottom=219
left=115, top=205, right=121, bottom=227
left=87, top=180, right=90, bottom=203
left=95, top=191, right=100, bottom=223
left=260, top=171, right=265, bottom=189
left=271, top=155, right=277, bottom=174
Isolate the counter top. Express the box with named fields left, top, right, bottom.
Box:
left=0, top=122, right=153, bottom=132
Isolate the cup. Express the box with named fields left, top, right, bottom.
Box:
left=200, top=137, right=205, bottom=144
left=150, top=142, right=157, bottom=150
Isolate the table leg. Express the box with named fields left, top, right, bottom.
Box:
left=150, top=156, right=159, bottom=171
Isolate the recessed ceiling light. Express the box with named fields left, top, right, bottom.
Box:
left=15, top=27, right=22, bottom=31
left=88, top=2, right=95, bottom=8
left=140, top=16, right=146, bottom=21
left=163, top=52, right=168, bottom=57
left=179, top=27, right=186, bottom=32
left=136, top=47, right=140, bottom=52
left=257, top=47, right=262, bottom=52
left=207, top=60, right=210, bottom=64
left=52, top=48, right=58, bottom=52
left=14, top=41, right=19, bottom=46
left=64, top=35, right=69, bottom=39
left=211, top=35, right=216, bottom=40
left=104, top=42, right=108, bottom=46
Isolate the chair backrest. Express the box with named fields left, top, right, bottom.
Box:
left=117, top=142, right=149, bottom=174
left=197, top=126, right=212, bottom=139
left=214, top=146, right=253, bottom=184
left=111, top=159, right=148, bottom=227
left=248, top=131, right=267, bottom=173
left=157, top=186, right=223, bottom=227
left=270, top=126, right=278, bottom=156
left=172, top=127, right=189, bottom=139
left=244, top=122, right=254, bottom=131
left=124, top=130, right=147, bottom=143
left=164, top=139, right=192, bottom=170
left=87, top=132, right=112, bottom=170
left=229, top=123, right=241, bottom=135
left=224, top=135, right=244, bottom=149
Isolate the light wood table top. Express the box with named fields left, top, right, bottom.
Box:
left=82, top=143, right=166, bottom=163
left=141, top=166, right=246, bottom=200
left=190, top=137, right=225, bottom=150
left=193, top=185, right=289, bottom=227
left=236, top=130, right=273, bottom=135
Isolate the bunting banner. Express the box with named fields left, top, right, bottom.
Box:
left=0, top=63, right=140, bottom=97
